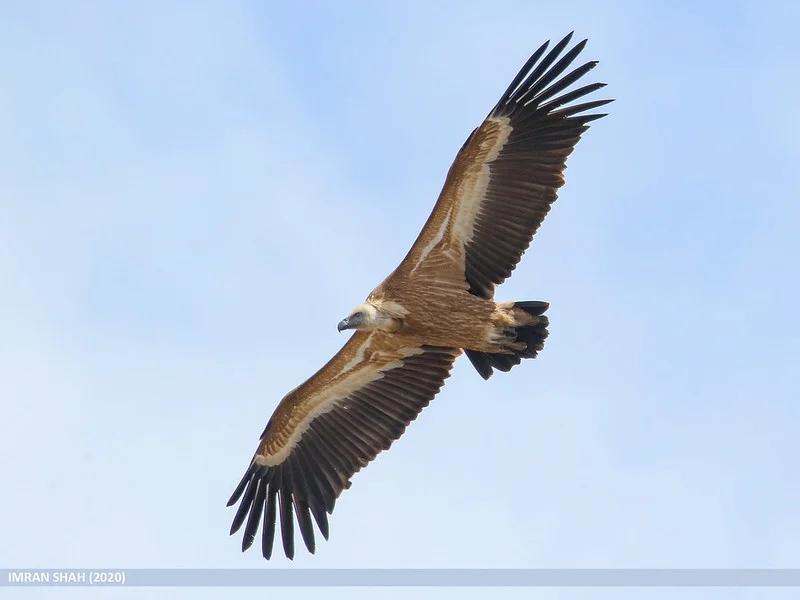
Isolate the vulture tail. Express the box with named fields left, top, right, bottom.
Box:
left=465, top=301, right=550, bottom=380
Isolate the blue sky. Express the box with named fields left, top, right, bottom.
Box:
left=1, top=1, right=799, bottom=599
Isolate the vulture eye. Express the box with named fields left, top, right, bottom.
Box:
left=352, top=311, right=363, bottom=320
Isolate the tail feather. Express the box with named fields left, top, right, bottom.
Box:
left=465, top=301, right=549, bottom=380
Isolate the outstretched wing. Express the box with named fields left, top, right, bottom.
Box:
left=227, top=331, right=460, bottom=559
left=392, top=33, right=612, bottom=298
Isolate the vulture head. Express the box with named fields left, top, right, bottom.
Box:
left=337, top=301, right=402, bottom=333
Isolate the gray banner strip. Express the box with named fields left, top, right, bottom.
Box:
left=4, top=569, right=800, bottom=587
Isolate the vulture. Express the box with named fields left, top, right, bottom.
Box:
left=228, top=32, right=611, bottom=559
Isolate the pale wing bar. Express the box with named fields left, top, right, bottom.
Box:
left=227, top=346, right=459, bottom=559
left=464, top=32, right=613, bottom=297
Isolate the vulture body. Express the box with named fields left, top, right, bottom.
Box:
left=228, top=33, right=611, bottom=559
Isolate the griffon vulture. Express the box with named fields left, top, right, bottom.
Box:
left=228, top=32, right=611, bottom=559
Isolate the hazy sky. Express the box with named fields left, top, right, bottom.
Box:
left=2, top=1, right=799, bottom=599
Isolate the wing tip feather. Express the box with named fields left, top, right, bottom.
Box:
left=492, top=33, right=610, bottom=122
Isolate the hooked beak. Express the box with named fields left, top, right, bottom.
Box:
left=337, top=318, right=351, bottom=332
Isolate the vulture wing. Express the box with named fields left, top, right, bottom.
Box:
left=393, top=32, right=612, bottom=298
left=228, top=331, right=459, bottom=559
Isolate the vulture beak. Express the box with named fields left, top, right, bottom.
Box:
left=337, top=318, right=351, bottom=332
